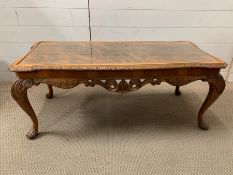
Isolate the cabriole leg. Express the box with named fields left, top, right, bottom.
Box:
left=11, top=79, right=39, bottom=139
left=198, top=74, right=225, bottom=130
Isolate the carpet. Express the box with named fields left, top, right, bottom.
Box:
left=0, top=81, right=233, bottom=175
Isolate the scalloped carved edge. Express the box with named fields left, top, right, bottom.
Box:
left=35, top=76, right=207, bottom=94
left=35, top=79, right=82, bottom=89
left=9, top=63, right=227, bottom=72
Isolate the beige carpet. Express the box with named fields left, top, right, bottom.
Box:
left=0, top=81, right=233, bottom=175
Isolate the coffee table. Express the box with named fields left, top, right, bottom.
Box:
left=9, top=41, right=227, bottom=139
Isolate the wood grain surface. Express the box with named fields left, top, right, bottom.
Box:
left=9, top=41, right=227, bottom=72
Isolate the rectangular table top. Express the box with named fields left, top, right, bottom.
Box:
left=9, top=41, right=227, bottom=72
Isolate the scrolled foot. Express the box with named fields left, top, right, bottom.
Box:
left=175, top=86, right=181, bottom=96
left=46, top=85, right=53, bottom=99
left=198, top=120, right=209, bottom=130
left=26, top=128, right=38, bottom=140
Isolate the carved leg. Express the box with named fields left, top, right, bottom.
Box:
left=11, top=79, right=39, bottom=139
left=46, top=85, right=53, bottom=99
left=198, top=74, right=225, bottom=130
left=175, top=86, right=181, bottom=96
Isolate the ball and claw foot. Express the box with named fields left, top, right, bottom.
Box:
left=26, top=128, right=38, bottom=140
left=198, top=121, right=209, bottom=130
left=175, top=86, right=181, bottom=96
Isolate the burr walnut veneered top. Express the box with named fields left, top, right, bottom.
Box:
left=9, top=41, right=227, bottom=72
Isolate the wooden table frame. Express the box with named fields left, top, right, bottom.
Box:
left=11, top=68, right=225, bottom=139
left=9, top=41, right=226, bottom=139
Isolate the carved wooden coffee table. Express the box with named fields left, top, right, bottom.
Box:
left=9, top=41, right=227, bottom=139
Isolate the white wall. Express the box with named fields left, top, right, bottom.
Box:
left=90, top=0, right=233, bottom=81
left=1, top=0, right=233, bottom=81
left=0, top=0, right=89, bottom=81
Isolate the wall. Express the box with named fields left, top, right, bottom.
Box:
left=90, top=0, right=233, bottom=81
left=0, top=0, right=89, bottom=80
left=0, top=0, right=233, bottom=81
